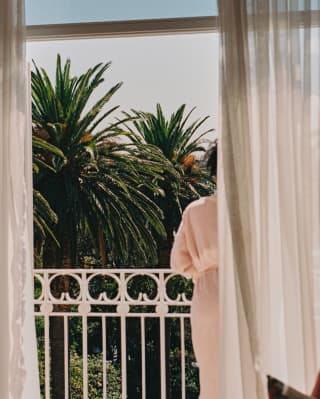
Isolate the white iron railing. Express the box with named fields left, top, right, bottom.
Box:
left=34, top=268, right=196, bottom=399
left=34, top=268, right=320, bottom=398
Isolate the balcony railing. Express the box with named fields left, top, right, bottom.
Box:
left=34, top=268, right=197, bottom=399
left=34, top=268, right=320, bottom=398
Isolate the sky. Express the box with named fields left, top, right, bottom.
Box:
left=27, top=33, right=219, bottom=145
left=25, top=0, right=320, bottom=26
left=26, top=0, right=218, bottom=25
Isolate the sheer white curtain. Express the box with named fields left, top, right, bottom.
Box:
left=218, top=1, right=320, bottom=398
left=0, top=1, right=40, bottom=398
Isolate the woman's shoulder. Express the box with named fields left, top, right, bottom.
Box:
left=183, top=194, right=216, bottom=215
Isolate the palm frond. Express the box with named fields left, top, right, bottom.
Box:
left=121, top=103, right=215, bottom=240
left=32, top=55, right=171, bottom=265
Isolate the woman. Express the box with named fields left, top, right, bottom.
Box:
left=170, top=144, right=218, bottom=399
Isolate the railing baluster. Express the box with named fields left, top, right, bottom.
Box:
left=159, top=271, right=167, bottom=399
left=181, top=317, right=186, bottom=399
left=43, top=270, right=50, bottom=399
left=102, top=316, right=107, bottom=399
left=82, top=315, right=88, bottom=399
left=64, top=316, right=69, bottom=399
left=121, top=315, right=127, bottom=398
left=160, top=316, right=166, bottom=399
left=141, top=316, right=146, bottom=399
left=44, top=314, right=50, bottom=399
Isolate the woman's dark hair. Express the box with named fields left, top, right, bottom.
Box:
left=206, top=141, right=218, bottom=177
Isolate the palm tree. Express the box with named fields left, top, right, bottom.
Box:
left=32, top=55, right=169, bottom=267
left=32, top=135, right=66, bottom=266
left=32, top=55, right=171, bottom=398
left=123, top=103, right=215, bottom=266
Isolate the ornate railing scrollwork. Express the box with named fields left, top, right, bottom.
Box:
left=34, top=268, right=192, bottom=316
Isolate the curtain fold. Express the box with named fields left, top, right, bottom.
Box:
left=0, top=1, right=40, bottom=398
left=218, top=1, right=320, bottom=398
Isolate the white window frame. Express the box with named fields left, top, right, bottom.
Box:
left=26, top=16, right=218, bottom=41
left=26, top=9, right=320, bottom=42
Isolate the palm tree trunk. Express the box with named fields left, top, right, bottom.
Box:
left=98, top=227, right=106, bottom=267
left=157, top=223, right=175, bottom=268
left=49, top=317, right=66, bottom=398
left=44, top=237, right=71, bottom=399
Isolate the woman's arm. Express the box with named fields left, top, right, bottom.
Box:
left=170, top=217, right=196, bottom=275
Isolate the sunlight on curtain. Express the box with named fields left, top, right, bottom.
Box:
left=0, top=1, right=40, bottom=398
left=218, top=1, right=320, bottom=398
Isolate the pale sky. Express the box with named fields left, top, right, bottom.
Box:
left=27, top=33, right=219, bottom=144
left=26, top=0, right=218, bottom=25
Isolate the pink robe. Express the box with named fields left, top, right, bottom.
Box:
left=170, top=195, right=219, bottom=399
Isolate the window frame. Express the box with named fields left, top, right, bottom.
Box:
left=26, top=16, right=218, bottom=41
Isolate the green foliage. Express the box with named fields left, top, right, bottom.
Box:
left=70, top=351, right=121, bottom=399
left=122, top=104, right=215, bottom=265
left=33, top=189, right=58, bottom=247
left=37, top=346, right=121, bottom=399
left=124, top=104, right=214, bottom=225
left=167, top=318, right=200, bottom=398
left=32, top=55, right=173, bottom=266
left=124, top=103, right=212, bottom=162
left=31, top=56, right=214, bottom=267
left=169, top=347, right=200, bottom=398
left=33, top=135, right=65, bottom=250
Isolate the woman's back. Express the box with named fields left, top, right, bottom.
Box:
left=170, top=194, right=219, bottom=399
left=170, top=194, right=218, bottom=278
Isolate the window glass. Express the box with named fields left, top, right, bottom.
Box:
left=26, top=0, right=218, bottom=26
